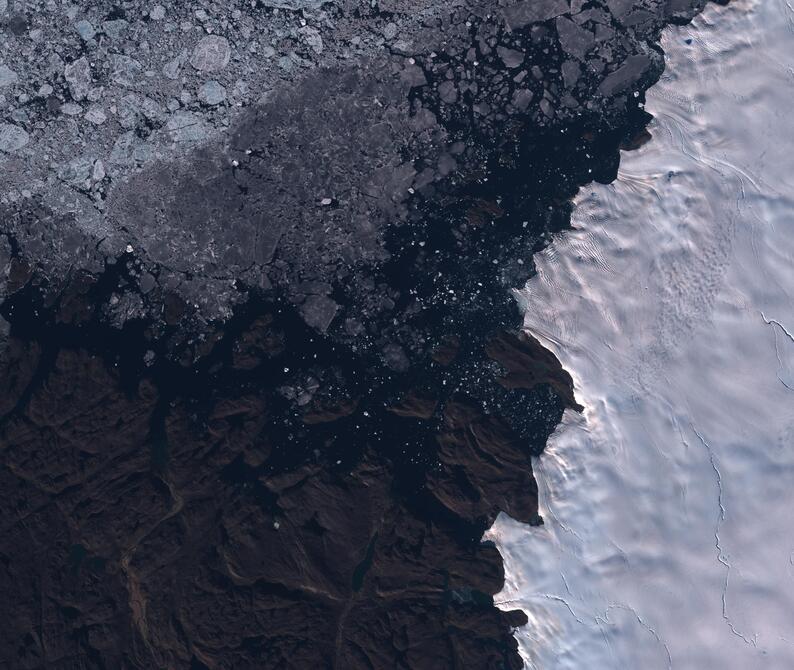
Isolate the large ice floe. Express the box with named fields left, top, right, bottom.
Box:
left=486, top=1, right=794, bottom=667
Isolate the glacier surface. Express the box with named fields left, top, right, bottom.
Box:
left=486, top=1, right=794, bottom=667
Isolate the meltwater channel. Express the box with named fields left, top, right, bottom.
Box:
left=487, top=1, right=794, bottom=668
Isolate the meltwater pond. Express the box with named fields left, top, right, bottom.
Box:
left=486, top=1, right=794, bottom=668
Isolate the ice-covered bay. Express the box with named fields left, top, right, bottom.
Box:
left=486, top=1, right=794, bottom=667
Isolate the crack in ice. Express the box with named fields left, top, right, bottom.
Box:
left=597, top=603, right=672, bottom=670
left=535, top=459, right=586, bottom=544
left=692, top=426, right=758, bottom=647
left=496, top=593, right=586, bottom=626
left=761, top=311, right=794, bottom=344
left=535, top=593, right=587, bottom=625
left=760, top=312, right=794, bottom=392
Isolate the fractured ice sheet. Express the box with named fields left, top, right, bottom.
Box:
left=486, top=1, right=794, bottom=667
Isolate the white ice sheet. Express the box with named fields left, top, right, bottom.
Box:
left=486, top=2, right=794, bottom=667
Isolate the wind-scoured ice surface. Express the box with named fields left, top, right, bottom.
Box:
left=486, top=1, right=794, bottom=668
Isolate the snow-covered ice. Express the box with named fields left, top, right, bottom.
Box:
left=486, top=1, right=794, bottom=667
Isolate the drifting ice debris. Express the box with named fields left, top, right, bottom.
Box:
left=381, top=343, right=410, bottom=372
left=102, top=19, right=129, bottom=42
left=92, top=159, right=106, bottom=182
left=497, top=46, right=525, bottom=68
left=110, top=54, right=142, bottom=87
left=149, top=4, right=166, bottom=20
left=61, top=102, right=82, bottom=116
left=191, top=35, right=232, bottom=73
left=198, top=80, right=227, bottom=106
left=64, top=57, right=91, bottom=101
left=0, top=65, right=18, bottom=88
left=162, top=55, right=182, bottom=80
left=299, top=295, right=339, bottom=332
left=556, top=16, right=596, bottom=60
left=85, top=107, right=107, bottom=125
left=0, top=123, right=29, bottom=153
left=502, top=0, right=569, bottom=30
left=599, top=54, right=653, bottom=96
left=73, top=18, right=95, bottom=41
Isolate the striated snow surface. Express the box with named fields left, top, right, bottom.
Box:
left=486, top=1, right=794, bottom=667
